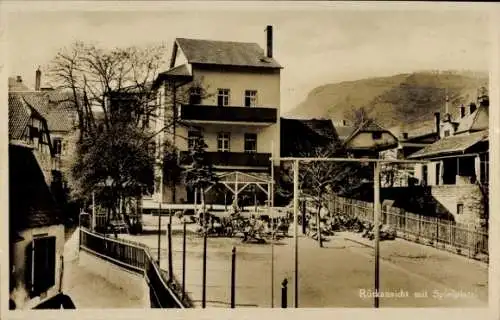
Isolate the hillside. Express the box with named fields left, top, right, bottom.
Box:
left=288, top=71, right=488, bottom=131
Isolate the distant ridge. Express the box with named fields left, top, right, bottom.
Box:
left=287, top=70, right=488, bottom=130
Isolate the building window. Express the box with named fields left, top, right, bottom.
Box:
left=217, top=89, right=230, bottom=106
left=27, top=236, right=56, bottom=297
left=457, top=203, right=464, bottom=215
left=244, top=133, right=257, bottom=153
left=189, top=87, right=202, bottom=105
left=422, top=165, right=428, bottom=186
left=435, top=162, right=440, bottom=185
left=188, top=131, right=202, bottom=150
left=244, top=90, right=257, bottom=107
left=444, top=130, right=450, bottom=137
left=53, top=138, right=62, bottom=156
left=372, top=132, right=382, bottom=140
left=217, top=132, right=230, bottom=152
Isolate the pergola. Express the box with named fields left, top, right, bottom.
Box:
left=205, top=171, right=273, bottom=207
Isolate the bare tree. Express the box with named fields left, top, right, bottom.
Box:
left=46, top=41, right=198, bottom=229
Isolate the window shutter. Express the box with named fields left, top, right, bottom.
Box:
left=30, top=237, right=57, bottom=296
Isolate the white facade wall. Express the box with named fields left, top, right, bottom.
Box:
left=347, top=132, right=397, bottom=150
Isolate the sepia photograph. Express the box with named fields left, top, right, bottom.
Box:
left=1, top=1, right=497, bottom=315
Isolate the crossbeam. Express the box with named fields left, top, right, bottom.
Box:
left=272, top=157, right=430, bottom=164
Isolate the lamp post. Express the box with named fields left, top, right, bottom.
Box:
left=103, top=176, right=114, bottom=238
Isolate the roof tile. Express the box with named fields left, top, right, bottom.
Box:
left=176, top=38, right=282, bottom=69
left=408, top=130, right=488, bottom=159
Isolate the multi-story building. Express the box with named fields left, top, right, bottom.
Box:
left=407, top=90, right=489, bottom=225
left=152, top=26, right=281, bottom=205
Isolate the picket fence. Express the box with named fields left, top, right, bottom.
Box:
left=329, top=195, right=488, bottom=261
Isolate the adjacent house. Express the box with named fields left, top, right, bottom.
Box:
left=407, top=91, right=489, bottom=224
left=152, top=25, right=281, bottom=205
left=342, top=120, right=398, bottom=158
left=280, top=118, right=340, bottom=157
left=9, top=71, right=80, bottom=203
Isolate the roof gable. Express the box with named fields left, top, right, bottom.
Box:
left=8, top=76, right=31, bottom=91
left=455, top=105, right=488, bottom=134
left=8, top=93, right=32, bottom=140
left=175, top=38, right=282, bottom=69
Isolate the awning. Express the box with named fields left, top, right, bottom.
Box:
left=408, top=130, right=488, bottom=159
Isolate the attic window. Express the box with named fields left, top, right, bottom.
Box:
left=372, top=132, right=382, bottom=140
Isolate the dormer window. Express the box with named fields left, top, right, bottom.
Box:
left=372, top=132, right=382, bottom=140
left=189, top=87, right=202, bottom=105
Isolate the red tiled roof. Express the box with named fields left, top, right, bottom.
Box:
left=176, top=38, right=282, bottom=69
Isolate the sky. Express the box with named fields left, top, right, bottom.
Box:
left=3, top=2, right=492, bottom=114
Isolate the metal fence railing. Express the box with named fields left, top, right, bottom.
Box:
left=79, top=228, right=192, bottom=308
left=330, top=196, right=489, bottom=261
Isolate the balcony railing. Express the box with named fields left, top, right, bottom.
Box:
left=179, top=151, right=271, bottom=168
left=179, top=104, right=277, bottom=124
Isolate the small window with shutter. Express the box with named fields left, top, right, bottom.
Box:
left=26, top=236, right=57, bottom=297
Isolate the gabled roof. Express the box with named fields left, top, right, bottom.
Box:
left=175, top=38, right=282, bottom=69
left=9, top=90, right=77, bottom=133
left=160, top=64, right=192, bottom=77
left=455, top=105, right=488, bottom=134
left=336, top=126, right=356, bottom=142
left=408, top=130, right=488, bottom=159
left=343, top=120, right=393, bottom=145
left=9, top=144, right=61, bottom=231
left=8, top=76, right=31, bottom=91
left=8, top=93, right=32, bottom=140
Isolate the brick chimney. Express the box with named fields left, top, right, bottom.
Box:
left=434, top=112, right=440, bottom=138
left=265, top=25, right=273, bottom=58
left=35, top=67, right=41, bottom=91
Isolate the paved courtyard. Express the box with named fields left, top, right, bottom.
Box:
left=121, top=217, right=488, bottom=308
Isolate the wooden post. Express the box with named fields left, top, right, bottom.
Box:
left=281, top=278, right=288, bottom=308
left=231, top=247, right=236, bottom=308
left=292, top=160, right=299, bottom=308
left=202, top=230, right=207, bottom=308
left=435, top=217, right=439, bottom=248
left=168, top=222, right=173, bottom=281
left=373, top=162, right=381, bottom=309
left=182, top=221, right=187, bottom=300
left=157, top=201, right=161, bottom=266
